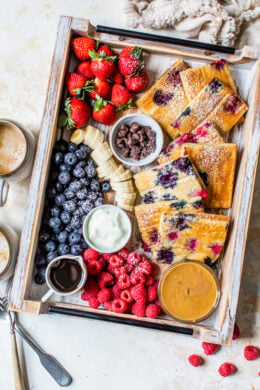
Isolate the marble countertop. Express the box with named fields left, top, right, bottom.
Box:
left=0, top=1, right=259, bottom=389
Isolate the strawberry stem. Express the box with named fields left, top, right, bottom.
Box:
left=115, top=98, right=134, bottom=112
left=93, top=96, right=107, bottom=112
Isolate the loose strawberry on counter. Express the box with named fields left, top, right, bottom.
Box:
left=125, top=70, right=149, bottom=92
left=71, top=37, right=96, bottom=61
left=89, top=50, right=117, bottom=81
left=58, top=97, right=91, bottom=129
left=111, top=84, right=133, bottom=110
left=119, top=46, right=144, bottom=76
left=76, top=61, right=95, bottom=79
left=92, top=97, right=116, bottom=125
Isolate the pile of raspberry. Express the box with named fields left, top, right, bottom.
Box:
left=81, top=248, right=162, bottom=318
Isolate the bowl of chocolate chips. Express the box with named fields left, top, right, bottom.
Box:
left=110, top=113, right=164, bottom=167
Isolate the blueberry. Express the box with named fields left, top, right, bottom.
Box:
left=73, top=167, right=85, bottom=178
left=67, top=142, right=78, bottom=152
left=57, top=243, right=70, bottom=256
left=58, top=172, right=71, bottom=185
left=85, top=165, right=96, bottom=178
left=90, top=178, right=100, bottom=191
left=65, top=223, right=73, bottom=233
left=55, top=194, right=65, bottom=206
left=64, top=152, right=77, bottom=166
left=75, top=149, right=87, bottom=160
left=54, top=140, right=68, bottom=153
left=39, top=230, right=51, bottom=242
left=75, top=161, right=87, bottom=169
left=87, top=191, right=97, bottom=201
left=57, top=230, right=69, bottom=243
left=35, top=253, right=46, bottom=269
left=79, top=144, right=90, bottom=153
left=78, top=207, right=86, bottom=216
left=70, top=244, right=82, bottom=256
left=46, top=251, right=58, bottom=263
left=34, top=267, right=46, bottom=284
left=59, top=164, right=71, bottom=172
left=73, top=209, right=81, bottom=217
left=69, top=232, right=81, bottom=245
left=60, top=210, right=71, bottom=225
left=87, top=159, right=96, bottom=168
left=76, top=188, right=88, bottom=200
left=101, top=181, right=111, bottom=192
left=49, top=217, right=61, bottom=230
left=81, top=240, right=88, bottom=250
left=63, top=200, right=76, bottom=213
left=69, top=180, right=83, bottom=192
left=50, top=206, right=61, bottom=218
left=64, top=188, right=75, bottom=200
left=54, top=152, right=64, bottom=166
left=47, top=187, right=56, bottom=199
left=82, top=199, right=94, bottom=213
left=71, top=216, right=81, bottom=230
left=55, top=182, right=64, bottom=193
left=44, top=240, right=57, bottom=252
left=95, top=197, right=104, bottom=207
left=80, top=177, right=90, bottom=186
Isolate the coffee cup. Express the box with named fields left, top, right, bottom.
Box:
left=41, top=255, right=88, bottom=302
left=0, top=223, right=19, bottom=281
left=0, top=119, right=35, bottom=207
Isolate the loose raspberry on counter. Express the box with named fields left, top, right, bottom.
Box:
left=104, top=301, right=112, bottom=311
left=188, top=354, right=203, bottom=367
left=117, top=274, right=131, bottom=289
left=130, top=270, right=146, bottom=285
left=117, top=248, right=130, bottom=260
left=120, top=289, right=133, bottom=303
left=97, top=288, right=111, bottom=303
left=87, top=260, right=102, bottom=275
left=131, top=283, right=147, bottom=303
left=88, top=296, right=100, bottom=309
left=146, top=304, right=160, bottom=319
left=232, top=323, right=240, bottom=340
left=202, top=342, right=219, bottom=355
left=127, top=252, right=142, bottom=266
left=147, top=285, right=157, bottom=302
left=218, top=362, right=236, bottom=377
left=82, top=279, right=99, bottom=299
left=112, top=299, right=127, bottom=313
left=98, top=272, right=114, bottom=289
left=109, top=254, right=124, bottom=268
left=132, top=301, right=146, bottom=317
left=244, top=346, right=259, bottom=361
left=138, top=260, right=152, bottom=275
left=83, top=248, right=99, bottom=263
left=112, top=284, right=122, bottom=299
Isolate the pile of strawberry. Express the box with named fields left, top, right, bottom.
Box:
left=81, top=248, right=162, bottom=318
left=58, top=36, right=149, bottom=130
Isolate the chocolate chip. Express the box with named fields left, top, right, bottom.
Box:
left=122, top=148, right=130, bottom=158
left=130, top=123, right=140, bottom=133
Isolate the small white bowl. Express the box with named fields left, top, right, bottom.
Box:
left=110, top=113, right=164, bottom=167
left=82, top=205, right=132, bottom=253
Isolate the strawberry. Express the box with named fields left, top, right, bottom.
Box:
left=119, top=46, right=143, bottom=76
left=109, top=67, right=124, bottom=84
left=93, top=97, right=116, bottom=125
left=58, top=97, right=91, bottom=130
left=97, top=44, right=115, bottom=57
left=65, top=72, right=88, bottom=97
left=87, top=78, right=111, bottom=100
left=71, top=37, right=96, bottom=61
left=111, top=84, right=133, bottom=111
left=124, top=70, right=149, bottom=92
left=76, top=61, right=95, bottom=79
left=89, top=50, right=116, bottom=81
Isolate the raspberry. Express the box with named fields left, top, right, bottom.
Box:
left=117, top=248, right=130, bottom=260
left=125, top=264, right=134, bottom=274
left=109, top=255, right=124, bottom=268
left=112, top=284, right=121, bottom=299
left=146, top=304, right=160, bottom=319
left=244, top=346, right=258, bottom=361
left=103, top=253, right=112, bottom=261
left=87, top=260, right=102, bottom=275
left=202, top=342, right=219, bottom=355
left=88, top=296, right=100, bottom=309
left=130, top=270, right=146, bottom=285
left=120, top=289, right=133, bottom=303
left=232, top=323, right=240, bottom=340
left=147, top=285, right=157, bottom=302
left=131, top=283, right=146, bottom=303
left=113, top=266, right=127, bottom=278
left=145, top=276, right=154, bottom=286
left=153, top=280, right=159, bottom=289
left=112, top=299, right=127, bottom=313
left=132, top=301, right=146, bottom=317
left=150, top=262, right=158, bottom=277
left=127, top=252, right=142, bottom=266
left=117, top=274, right=131, bottom=289
left=97, top=288, right=111, bottom=303
left=188, top=354, right=202, bottom=367
left=107, top=264, right=115, bottom=275
left=98, top=272, right=114, bottom=289
left=104, top=301, right=112, bottom=311
left=83, top=248, right=99, bottom=263
left=154, top=299, right=164, bottom=314
left=82, top=279, right=99, bottom=299
left=137, top=260, right=152, bottom=275
left=218, top=362, right=236, bottom=377
left=98, top=255, right=106, bottom=269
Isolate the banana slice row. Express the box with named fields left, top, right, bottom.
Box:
left=70, top=125, right=136, bottom=211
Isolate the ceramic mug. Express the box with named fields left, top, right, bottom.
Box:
left=41, top=255, right=88, bottom=302
left=0, top=119, right=35, bottom=207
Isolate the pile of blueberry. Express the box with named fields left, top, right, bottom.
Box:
left=34, top=139, right=110, bottom=285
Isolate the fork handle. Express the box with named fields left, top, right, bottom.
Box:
left=10, top=332, right=25, bottom=390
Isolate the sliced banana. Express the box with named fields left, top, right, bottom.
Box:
left=96, top=157, right=118, bottom=178
left=110, top=169, right=133, bottom=183
left=108, top=165, right=125, bottom=179
left=70, top=129, right=85, bottom=145
left=84, top=125, right=104, bottom=149
left=117, top=202, right=134, bottom=212
left=115, top=191, right=136, bottom=201
left=91, top=142, right=112, bottom=165
left=115, top=196, right=135, bottom=206
left=111, top=180, right=135, bottom=193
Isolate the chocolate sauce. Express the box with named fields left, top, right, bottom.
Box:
left=50, top=259, right=82, bottom=292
